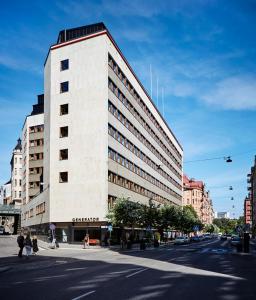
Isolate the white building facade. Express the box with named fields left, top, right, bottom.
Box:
left=10, top=139, right=23, bottom=206
left=22, top=23, right=183, bottom=243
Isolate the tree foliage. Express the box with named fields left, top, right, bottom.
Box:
left=213, top=218, right=238, bottom=234
left=107, top=198, right=203, bottom=234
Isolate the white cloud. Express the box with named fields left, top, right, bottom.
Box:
left=202, top=75, right=256, bottom=110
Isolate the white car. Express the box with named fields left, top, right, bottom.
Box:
left=174, top=236, right=190, bottom=245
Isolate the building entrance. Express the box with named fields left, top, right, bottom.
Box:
left=0, top=205, right=21, bottom=234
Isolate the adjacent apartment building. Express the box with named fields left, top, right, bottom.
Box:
left=21, top=95, right=44, bottom=221
left=183, top=174, right=214, bottom=225
left=10, top=139, right=22, bottom=206
left=244, top=196, right=252, bottom=225
left=21, top=23, right=183, bottom=242
left=246, top=156, right=256, bottom=231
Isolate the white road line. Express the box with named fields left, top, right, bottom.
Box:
left=126, top=268, right=148, bottom=278
left=71, top=290, right=96, bottom=300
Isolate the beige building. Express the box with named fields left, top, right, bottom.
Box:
left=21, top=95, right=44, bottom=223
left=21, top=23, right=183, bottom=242
left=183, top=175, right=214, bottom=225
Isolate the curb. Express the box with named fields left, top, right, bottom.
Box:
left=0, top=266, right=11, bottom=273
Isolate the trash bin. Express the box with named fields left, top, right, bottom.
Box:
left=237, top=243, right=242, bottom=252
left=140, top=239, right=146, bottom=250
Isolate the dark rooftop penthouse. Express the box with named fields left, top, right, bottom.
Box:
left=57, top=22, right=107, bottom=44
left=31, top=94, right=44, bottom=115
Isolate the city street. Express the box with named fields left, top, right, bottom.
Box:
left=0, top=236, right=256, bottom=300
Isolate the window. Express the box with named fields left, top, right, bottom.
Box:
left=60, top=59, right=69, bottom=71
left=60, top=104, right=69, bottom=115
left=60, top=126, right=68, bottom=138
left=19, top=191, right=22, bottom=198
left=59, top=172, right=68, bottom=183
left=19, top=180, right=22, bottom=186
left=60, top=81, right=69, bottom=93
left=59, top=149, right=68, bottom=160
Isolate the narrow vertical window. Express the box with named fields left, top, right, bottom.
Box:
left=60, top=81, right=69, bottom=93
left=60, top=104, right=69, bottom=115
left=60, top=59, right=69, bottom=71
left=59, top=172, right=68, bottom=183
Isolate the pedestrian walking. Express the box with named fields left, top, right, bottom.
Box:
left=17, top=233, right=24, bottom=258
left=83, top=234, right=89, bottom=248
left=24, top=233, right=32, bottom=258
left=32, top=235, right=39, bottom=255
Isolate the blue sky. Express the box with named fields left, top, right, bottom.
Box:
left=1, top=0, right=256, bottom=217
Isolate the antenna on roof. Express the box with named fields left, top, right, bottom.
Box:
left=162, top=87, right=165, bottom=118
left=150, top=64, right=153, bottom=99
left=156, top=77, right=159, bottom=107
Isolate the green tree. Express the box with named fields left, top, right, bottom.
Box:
left=159, top=205, right=182, bottom=231
left=106, top=197, right=142, bottom=228
left=179, top=205, right=202, bottom=233
left=140, top=200, right=160, bottom=229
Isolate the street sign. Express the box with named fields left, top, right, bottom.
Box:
left=193, top=225, right=199, bottom=231
left=50, top=223, right=56, bottom=230
left=108, top=225, right=113, bottom=232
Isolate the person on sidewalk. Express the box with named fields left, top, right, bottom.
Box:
left=83, top=234, right=89, bottom=248
left=24, top=233, right=32, bottom=258
left=17, top=233, right=24, bottom=258
left=32, top=235, right=39, bottom=255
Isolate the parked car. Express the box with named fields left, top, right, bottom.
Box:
left=174, top=236, right=190, bottom=245
left=0, top=226, right=5, bottom=235
left=220, top=234, right=227, bottom=240
left=231, top=236, right=242, bottom=247
left=204, top=234, right=212, bottom=240
left=191, top=236, right=200, bottom=242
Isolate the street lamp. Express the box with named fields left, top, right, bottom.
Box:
left=229, top=186, right=233, bottom=190
left=225, top=156, right=232, bottom=163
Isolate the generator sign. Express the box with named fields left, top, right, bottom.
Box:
left=72, top=217, right=99, bottom=222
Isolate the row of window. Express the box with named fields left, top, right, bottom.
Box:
left=36, top=202, right=45, bottom=215
left=29, top=153, right=44, bottom=161
left=108, top=101, right=181, bottom=179
left=108, top=78, right=181, bottom=168
left=14, top=157, right=22, bottom=164
left=14, top=179, right=22, bottom=187
left=59, top=62, right=69, bottom=183
left=108, top=147, right=181, bottom=201
left=29, top=138, right=44, bottom=147
left=108, top=124, right=181, bottom=186
left=14, top=191, right=22, bottom=198
left=29, top=181, right=40, bottom=189
left=108, top=54, right=182, bottom=159
left=29, top=167, right=43, bottom=175
left=29, top=125, right=44, bottom=133
left=108, top=195, right=116, bottom=210
left=108, top=171, right=177, bottom=205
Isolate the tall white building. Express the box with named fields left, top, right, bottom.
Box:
left=22, top=23, right=183, bottom=242
left=10, top=139, right=23, bottom=206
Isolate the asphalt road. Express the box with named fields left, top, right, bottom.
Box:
left=0, top=236, right=256, bottom=300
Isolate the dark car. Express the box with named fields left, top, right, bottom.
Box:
left=220, top=235, right=227, bottom=240
left=191, top=236, right=200, bottom=242
left=231, top=236, right=242, bottom=246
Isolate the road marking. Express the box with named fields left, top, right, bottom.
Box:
left=71, top=290, right=96, bottom=300
left=201, top=248, right=210, bottom=253
left=66, top=267, right=87, bottom=271
left=126, top=268, right=148, bottom=278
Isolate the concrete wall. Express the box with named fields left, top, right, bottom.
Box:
left=44, top=34, right=109, bottom=223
